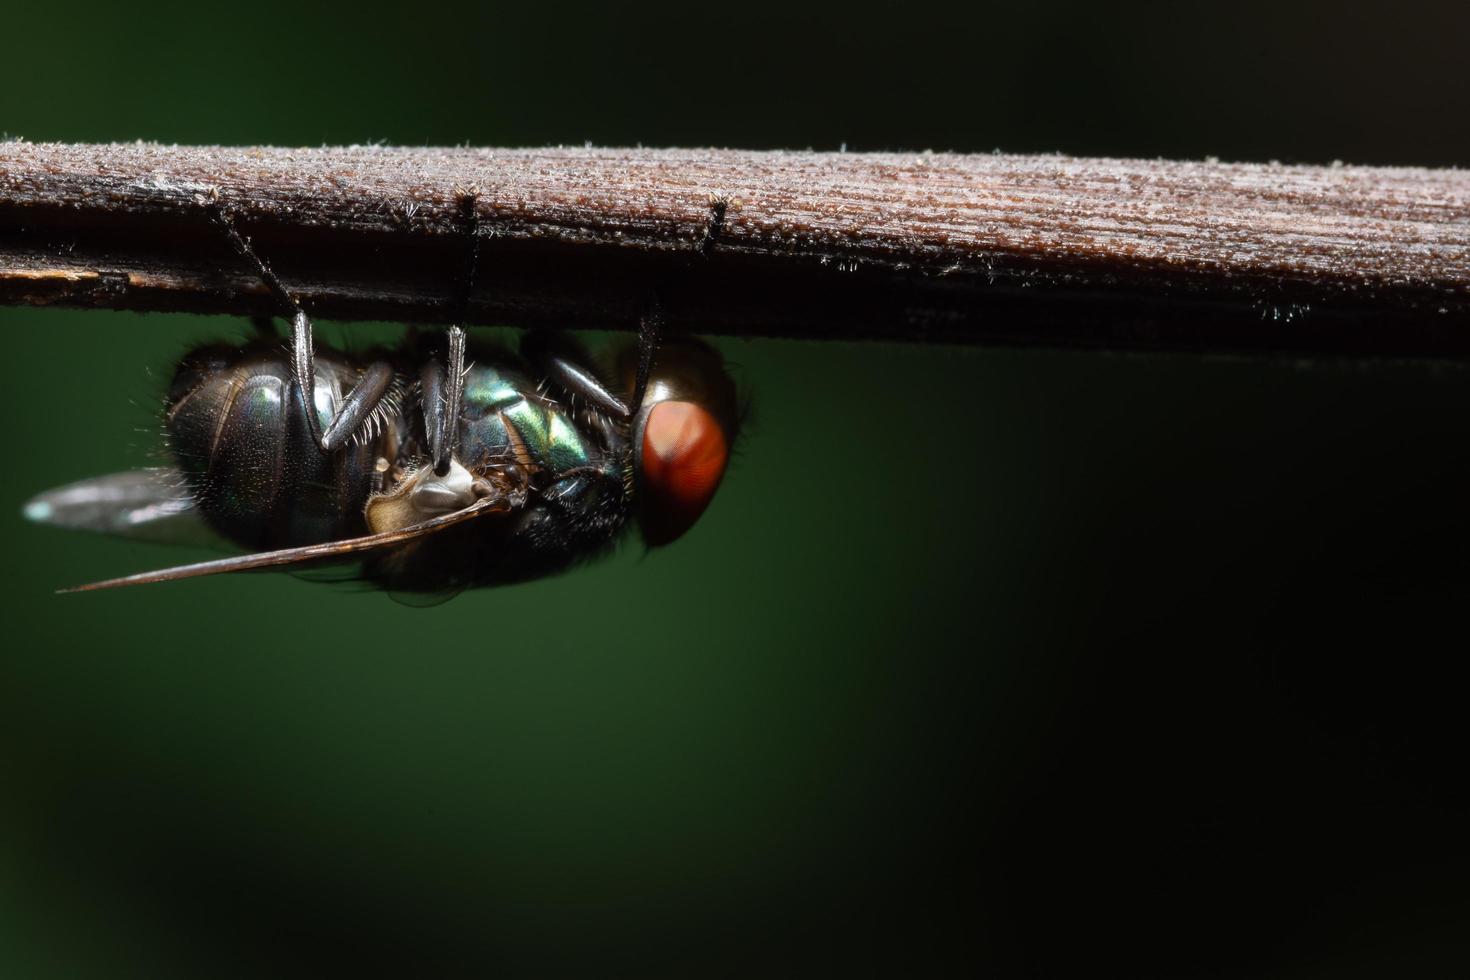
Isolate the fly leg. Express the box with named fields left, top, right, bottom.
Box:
left=522, top=300, right=663, bottom=420
left=420, top=325, right=467, bottom=476
left=419, top=191, right=481, bottom=477
left=611, top=194, right=715, bottom=412
left=522, top=332, right=631, bottom=420
left=630, top=297, right=663, bottom=415
left=212, top=206, right=393, bottom=454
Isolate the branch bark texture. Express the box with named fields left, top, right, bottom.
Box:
left=1, top=142, right=1468, bottom=355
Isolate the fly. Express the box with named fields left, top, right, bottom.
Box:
left=24, top=198, right=740, bottom=598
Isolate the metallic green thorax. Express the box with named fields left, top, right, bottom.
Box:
left=406, top=355, right=631, bottom=591
left=457, top=360, right=619, bottom=483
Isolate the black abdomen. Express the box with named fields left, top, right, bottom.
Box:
left=166, top=344, right=390, bottom=550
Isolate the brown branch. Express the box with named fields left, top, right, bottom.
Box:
left=2, top=142, right=1468, bottom=356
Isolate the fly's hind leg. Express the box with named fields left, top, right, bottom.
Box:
left=212, top=205, right=393, bottom=454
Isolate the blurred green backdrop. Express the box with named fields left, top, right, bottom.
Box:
left=3, top=1, right=1470, bottom=975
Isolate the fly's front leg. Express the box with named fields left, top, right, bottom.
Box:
left=522, top=298, right=663, bottom=421
left=621, top=194, right=718, bottom=411
left=522, top=331, right=632, bottom=420
left=213, top=205, right=392, bottom=454
left=630, top=298, right=663, bottom=415
left=620, top=194, right=716, bottom=412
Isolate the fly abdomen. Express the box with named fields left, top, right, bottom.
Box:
left=166, top=344, right=391, bottom=550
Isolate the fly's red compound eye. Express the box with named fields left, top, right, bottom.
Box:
left=639, top=399, right=730, bottom=545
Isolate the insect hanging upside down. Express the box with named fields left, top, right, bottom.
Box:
left=25, top=325, right=741, bottom=598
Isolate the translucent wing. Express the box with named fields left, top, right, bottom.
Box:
left=23, top=468, right=224, bottom=549
left=60, top=494, right=514, bottom=593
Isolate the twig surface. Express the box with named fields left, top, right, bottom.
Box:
left=2, top=142, right=1467, bottom=355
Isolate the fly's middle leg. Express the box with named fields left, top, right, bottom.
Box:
left=421, top=324, right=467, bottom=476
left=421, top=190, right=480, bottom=477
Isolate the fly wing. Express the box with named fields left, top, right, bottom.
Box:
left=60, top=494, right=517, bottom=593
left=23, top=468, right=224, bottom=549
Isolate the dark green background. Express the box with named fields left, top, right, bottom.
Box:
left=4, top=2, right=1470, bottom=975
